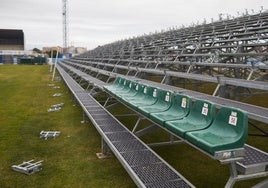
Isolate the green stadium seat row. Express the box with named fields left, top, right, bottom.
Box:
left=103, top=77, right=248, bottom=156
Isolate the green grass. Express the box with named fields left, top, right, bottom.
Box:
left=0, top=65, right=134, bottom=188
left=0, top=65, right=267, bottom=187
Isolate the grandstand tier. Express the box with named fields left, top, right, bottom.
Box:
left=57, top=10, right=268, bottom=188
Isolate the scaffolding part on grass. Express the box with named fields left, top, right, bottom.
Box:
left=11, top=160, right=43, bottom=175
left=40, top=130, right=61, bottom=140
left=55, top=76, right=62, bottom=81
left=47, top=106, right=61, bottom=112
left=53, top=93, right=62, bottom=97
left=51, top=103, right=64, bottom=108
left=47, top=103, right=64, bottom=112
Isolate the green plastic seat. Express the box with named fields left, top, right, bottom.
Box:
left=110, top=79, right=132, bottom=96
left=124, top=86, right=158, bottom=110
left=185, top=107, right=248, bottom=155
left=104, top=77, right=127, bottom=97
left=114, top=81, right=138, bottom=98
left=117, top=81, right=139, bottom=97
left=136, top=89, right=173, bottom=117
left=165, top=100, right=215, bottom=138
left=120, top=83, right=145, bottom=102
left=111, top=77, right=124, bottom=89
left=150, top=94, right=191, bottom=126
left=104, top=77, right=125, bottom=92
left=121, top=84, right=147, bottom=108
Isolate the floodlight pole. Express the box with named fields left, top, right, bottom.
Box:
left=62, top=0, right=69, bottom=53
left=52, top=48, right=59, bottom=81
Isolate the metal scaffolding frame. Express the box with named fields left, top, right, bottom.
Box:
left=57, top=61, right=268, bottom=188
left=56, top=10, right=268, bottom=187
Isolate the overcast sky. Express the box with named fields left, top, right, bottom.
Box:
left=1, top=0, right=268, bottom=50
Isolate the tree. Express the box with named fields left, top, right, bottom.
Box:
left=33, top=48, right=42, bottom=54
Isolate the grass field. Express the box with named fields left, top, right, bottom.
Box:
left=0, top=65, right=267, bottom=187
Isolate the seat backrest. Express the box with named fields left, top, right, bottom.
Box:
left=121, top=83, right=146, bottom=101
left=170, top=94, right=192, bottom=115
left=135, top=83, right=145, bottom=94
left=127, top=81, right=138, bottom=91
left=156, top=89, right=173, bottom=104
left=209, top=107, right=248, bottom=143
left=143, top=85, right=158, bottom=99
left=187, top=99, right=215, bottom=125
left=113, top=77, right=123, bottom=86
left=120, top=79, right=131, bottom=90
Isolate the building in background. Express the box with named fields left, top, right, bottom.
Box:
left=42, top=46, right=63, bottom=54
left=0, top=29, right=24, bottom=50
left=43, top=46, right=87, bottom=59
left=74, top=47, right=87, bottom=54
left=43, top=46, right=87, bottom=55
left=66, top=46, right=87, bottom=56
left=0, top=29, right=32, bottom=64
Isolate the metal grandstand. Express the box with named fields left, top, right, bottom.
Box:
left=57, top=10, right=268, bottom=188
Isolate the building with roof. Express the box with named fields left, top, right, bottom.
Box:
left=0, top=29, right=24, bottom=50
left=0, top=29, right=34, bottom=64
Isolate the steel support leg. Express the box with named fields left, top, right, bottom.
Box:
left=96, top=138, right=112, bottom=159
left=225, top=164, right=268, bottom=188
left=132, top=117, right=144, bottom=133
left=86, top=83, right=91, bottom=91
left=81, top=111, right=88, bottom=124
left=186, top=65, right=193, bottom=73
left=225, top=162, right=238, bottom=188
left=106, top=76, right=112, bottom=83
left=78, top=78, right=83, bottom=85
left=134, top=67, right=140, bottom=77
left=103, top=97, right=110, bottom=107
left=247, top=68, right=254, bottom=81
left=161, top=74, right=167, bottom=84
left=147, top=133, right=183, bottom=147
left=105, top=102, right=120, bottom=110
left=135, top=124, right=159, bottom=137
left=89, top=86, right=97, bottom=95
left=213, top=84, right=220, bottom=96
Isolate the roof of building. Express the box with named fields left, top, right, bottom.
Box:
left=0, top=29, right=24, bottom=45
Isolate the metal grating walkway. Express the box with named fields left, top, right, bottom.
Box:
left=57, top=65, right=194, bottom=188
left=236, top=144, right=268, bottom=175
